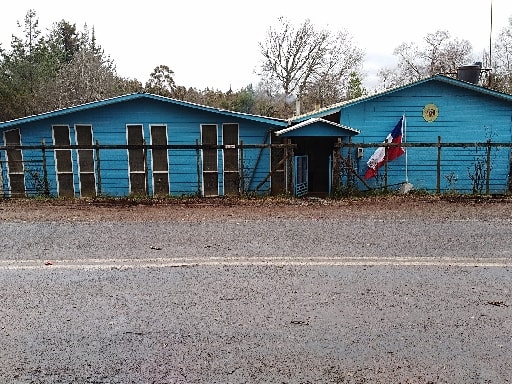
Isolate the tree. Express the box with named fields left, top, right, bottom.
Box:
left=258, top=17, right=364, bottom=116
left=0, top=11, right=144, bottom=118
left=144, top=65, right=176, bottom=97
left=47, top=20, right=80, bottom=64
left=41, top=25, right=143, bottom=110
left=345, top=71, right=367, bottom=100
left=0, top=9, right=56, bottom=119
left=378, top=30, right=474, bottom=90
left=490, top=16, right=512, bottom=93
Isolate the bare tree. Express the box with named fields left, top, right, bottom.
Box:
left=258, top=17, right=364, bottom=116
left=378, top=30, right=474, bottom=90
left=490, top=16, right=512, bottom=93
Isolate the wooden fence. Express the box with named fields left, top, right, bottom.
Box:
left=0, top=138, right=511, bottom=197
left=335, top=137, right=512, bottom=195
left=0, top=141, right=296, bottom=198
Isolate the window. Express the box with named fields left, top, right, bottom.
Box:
left=4, top=129, right=25, bottom=197
left=223, top=123, right=239, bottom=195
left=75, top=125, right=96, bottom=197
left=201, top=124, right=218, bottom=196
left=53, top=125, right=74, bottom=197
left=150, top=125, right=169, bottom=195
left=127, top=124, right=147, bottom=195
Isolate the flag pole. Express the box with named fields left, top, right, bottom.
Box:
left=399, top=113, right=413, bottom=193
left=403, top=114, right=408, bottom=183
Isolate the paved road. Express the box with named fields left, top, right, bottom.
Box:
left=1, top=212, right=511, bottom=383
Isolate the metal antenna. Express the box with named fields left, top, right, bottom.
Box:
left=490, top=0, right=493, bottom=66
left=488, top=0, right=493, bottom=86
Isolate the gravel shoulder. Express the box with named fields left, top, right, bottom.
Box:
left=1, top=195, right=512, bottom=222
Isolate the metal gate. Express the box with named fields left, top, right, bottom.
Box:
left=294, top=155, right=308, bottom=197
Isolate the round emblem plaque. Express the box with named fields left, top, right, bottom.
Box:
left=423, top=103, right=439, bottom=122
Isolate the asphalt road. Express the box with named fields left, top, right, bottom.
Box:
left=1, top=206, right=511, bottom=383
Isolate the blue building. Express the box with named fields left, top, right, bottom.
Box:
left=289, top=75, right=512, bottom=194
left=0, top=93, right=356, bottom=197
left=1, top=75, right=511, bottom=198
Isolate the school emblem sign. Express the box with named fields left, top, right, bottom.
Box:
left=423, top=103, right=439, bottom=122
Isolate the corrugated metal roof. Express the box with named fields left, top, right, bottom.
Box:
left=290, top=75, right=512, bottom=122
left=275, top=117, right=360, bottom=136
left=0, top=93, right=289, bottom=128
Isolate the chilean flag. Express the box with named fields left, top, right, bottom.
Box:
left=364, top=117, right=405, bottom=179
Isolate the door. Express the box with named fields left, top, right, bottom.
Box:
left=294, top=155, right=308, bottom=197
left=291, top=136, right=337, bottom=195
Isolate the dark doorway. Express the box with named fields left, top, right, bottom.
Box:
left=291, top=137, right=337, bottom=196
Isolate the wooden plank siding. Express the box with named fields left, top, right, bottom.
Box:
left=0, top=96, right=279, bottom=197
left=342, top=81, right=512, bottom=193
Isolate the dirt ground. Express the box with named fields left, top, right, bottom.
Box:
left=1, top=194, right=512, bottom=222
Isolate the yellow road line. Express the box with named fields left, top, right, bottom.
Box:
left=0, top=256, right=511, bottom=270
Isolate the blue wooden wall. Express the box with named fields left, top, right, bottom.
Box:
left=341, top=81, right=512, bottom=193
left=0, top=97, right=277, bottom=197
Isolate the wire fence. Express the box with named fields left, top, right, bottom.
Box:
left=335, top=138, right=512, bottom=195
left=0, top=138, right=511, bottom=197
left=0, top=142, right=296, bottom=198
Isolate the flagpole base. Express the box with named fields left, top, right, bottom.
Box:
left=399, top=182, right=414, bottom=194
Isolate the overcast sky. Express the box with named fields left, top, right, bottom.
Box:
left=1, top=0, right=511, bottom=92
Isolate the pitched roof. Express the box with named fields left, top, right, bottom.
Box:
left=290, top=75, right=512, bottom=123
left=0, top=93, right=289, bottom=128
left=275, top=117, right=360, bottom=137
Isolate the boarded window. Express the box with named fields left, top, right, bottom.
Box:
left=201, top=124, right=218, bottom=196
left=75, top=125, right=95, bottom=197
left=150, top=125, right=169, bottom=195
left=223, top=123, right=239, bottom=195
left=53, top=125, right=74, bottom=197
left=4, top=129, right=25, bottom=197
left=127, top=124, right=146, bottom=195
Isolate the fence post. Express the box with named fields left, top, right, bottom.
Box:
left=41, top=139, right=50, bottom=197
left=486, top=139, right=491, bottom=195
left=239, top=140, right=245, bottom=195
left=437, top=136, right=441, bottom=194
left=196, top=139, right=201, bottom=196
left=95, top=140, right=102, bottom=196
left=143, top=139, right=149, bottom=196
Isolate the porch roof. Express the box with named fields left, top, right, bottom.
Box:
left=275, top=117, right=360, bottom=137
